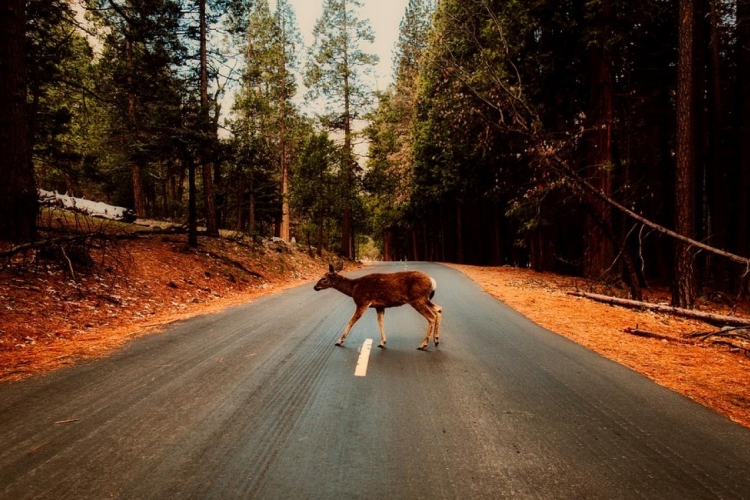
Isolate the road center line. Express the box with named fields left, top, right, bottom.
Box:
left=354, top=339, right=374, bottom=377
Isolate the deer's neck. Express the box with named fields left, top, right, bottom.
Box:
left=331, top=275, right=356, bottom=297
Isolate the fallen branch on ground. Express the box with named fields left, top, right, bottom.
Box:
left=685, top=327, right=750, bottom=358
left=624, top=326, right=750, bottom=357
left=623, top=327, right=695, bottom=345
left=686, top=326, right=750, bottom=342
left=0, top=235, right=91, bottom=260
left=568, top=291, right=750, bottom=327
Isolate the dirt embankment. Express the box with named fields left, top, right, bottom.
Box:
left=1, top=230, right=329, bottom=382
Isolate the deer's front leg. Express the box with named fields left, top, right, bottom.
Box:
left=431, top=302, right=443, bottom=346
left=336, top=304, right=368, bottom=346
left=376, top=307, right=386, bottom=348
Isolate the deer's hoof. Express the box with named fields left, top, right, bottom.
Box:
left=378, top=343, right=386, bottom=348
left=417, top=346, right=427, bottom=351
left=434, top=341, right=440, bottom=347
left=335, top=341, right=343, bottom=347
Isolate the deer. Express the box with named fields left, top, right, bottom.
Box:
left=313, top=262, right=443, bottom=350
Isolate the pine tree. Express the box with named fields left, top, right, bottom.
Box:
left=290, top=131, right=341, bottom=256
left=86, top=0, right=186, bottom=218
left=365, top=0, right=433, bottom=260
left=230, top=0, right=302, bottom=239
left=673, top=0, right=698, bottom=308
left=275, top=0, right=302, bottom=242
left=305, top=0, right=379, bottom=259
left=0, top=0, right=37, bottom=242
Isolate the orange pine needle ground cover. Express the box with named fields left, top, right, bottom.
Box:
left=0, top=233, right=328, bottom=382
left=447, top=264, right=750, bottom=429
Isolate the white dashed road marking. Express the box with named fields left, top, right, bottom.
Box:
left=354, top=339, right=374, bottom=377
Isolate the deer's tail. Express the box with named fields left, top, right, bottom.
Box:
left=429, top=277, right=437, bottom=299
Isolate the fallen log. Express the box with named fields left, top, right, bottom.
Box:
left=39, top=190, right=136, bottom=222
left=568, top=291, right=750, bottom=327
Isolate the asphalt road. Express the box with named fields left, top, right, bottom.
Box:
left=2, top=262, right=750, bottom=499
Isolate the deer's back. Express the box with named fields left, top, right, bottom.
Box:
left=353, top=271, right=433, bottom=308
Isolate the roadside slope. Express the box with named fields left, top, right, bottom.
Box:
left=1, top=232, right=328, bottom=382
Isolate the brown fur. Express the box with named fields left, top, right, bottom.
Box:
left=314, top=263, right=443, bottom=349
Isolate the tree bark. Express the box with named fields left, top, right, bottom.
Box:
left=199, top=0, right=218, bottom=237
left=339, top=0, right=354, bottom=259
left=317, top=214, right=324, bottom=257
left=583, top=29, right=614, bottom=279
left=738, top=0, right=750, bottom=291
left=124, top=35, right=147, bottom=218
left=0, top=0, right=37, bottom=242
left=235, top=174, right=245, bottom=232
left=383, top=229, right=393, bottom=261
left=456, top=201, right=464, bottom=264
left=673, top=0, right=698, bottom=308
left=188, top=156, right=198, bottom=247
left=248, top=179, right=256, bottom=234
left=707, top=0, right=728, bottom=288
left=278, top=22, right=291, bottom=242
left=202, top=163, right=218, bottom=235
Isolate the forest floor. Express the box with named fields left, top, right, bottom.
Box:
left=1, top=216, right=749, bottom=429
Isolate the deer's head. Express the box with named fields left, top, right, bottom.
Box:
left=314, top=262, right=344, bottom=291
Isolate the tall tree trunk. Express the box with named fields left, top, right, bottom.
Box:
left=235, top=174, right=245, bottom=232
left=125, top=35, right=147, bottom=218
left=492, top=201, right=502, bottom=265
left=411, top=227, right=419, bottom=261
left=456, top=201, right=464, bottom=264
left=738, top=0, right=750, bottom=291
left=278, top=19, right=291, bottom=242
left=202, top=164, right=217, bottom=235
left=673, top=0, right=698, bottom=308
left=279, top=121, right=290, bottom=241
left=707, top=0, right=727, bottom=289
left=248, top=180, right=256, bottom=234
left=188, top=156, right=198, bottom=247
left=317, top=214, right=324, bottom=257
left=338, top=0, right=355, bottom=259
left=583, top=41, right=614, bottom=278
left=176, top=165, right=185, bottom=219
left=0, top=0, right=36, bottom=242
left=199, top=0, right=218, bottom=236
left=383, top=229, right=393, bottom=261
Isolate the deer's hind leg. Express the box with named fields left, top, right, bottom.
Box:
left=376, top=307, right=387, bottom=348
left=428, top=300, right=442, bottom=346
left=337, top=303, right=368, bottom=346
left=412, top=301, right=437, bottom=350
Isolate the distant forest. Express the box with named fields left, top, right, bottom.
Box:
left=2, top=0, right=750, bottom=309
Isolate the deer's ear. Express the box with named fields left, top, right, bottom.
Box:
left=334, top=261, right=344, bottom=273
left=329, top=263, right=335, bottom=273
